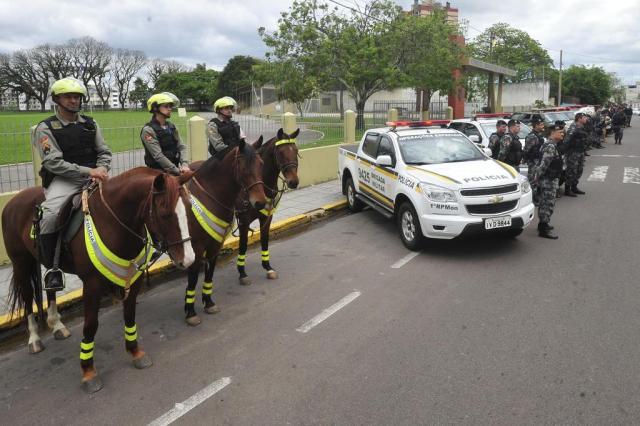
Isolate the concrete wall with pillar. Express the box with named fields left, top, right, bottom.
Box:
left=448, top=68, right=465, bottom=119
left=282, top=112, right=297, bottom=134
left=344, top=110, right=356, bottom=144
left=187, top=116, right=208, bottom=162
left=387, top=108, right=398, bottom=123
left=496, top=75, right=504, bottom=113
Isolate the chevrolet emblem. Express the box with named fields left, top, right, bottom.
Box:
left=488, top=195, right=504, bottom=203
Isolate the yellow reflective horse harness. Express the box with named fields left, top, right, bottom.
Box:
left=259, top=137, right=298, bottom=217
left=187, top=176, right=233, bottom=243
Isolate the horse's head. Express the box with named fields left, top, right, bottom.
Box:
left=146, top=172, right=196, bottom=269
left=224, top=139, right=267, bottom=210
left=258, top=128, right=300, bottom=189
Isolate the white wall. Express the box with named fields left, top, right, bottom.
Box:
left=494, top=81, right=550, bottom=107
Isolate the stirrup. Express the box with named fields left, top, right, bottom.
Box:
left=43, top=268, right=65, bottom=291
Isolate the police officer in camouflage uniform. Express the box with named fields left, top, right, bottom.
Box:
left=523, top=116, right=545, bottom=205
left=140, top=92, right=190, bottom=175
left=497, top=119, right=523, bottom=171
left=488, top=120, right=507, bottom=159
left=33, top=77, right=112, bottom=290
left=207, top=96, right=246, bottom=159
left=564, top=112, right=588, bottom=196
left=535, top=121, right=565, bottom=239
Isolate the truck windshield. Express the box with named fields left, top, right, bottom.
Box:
left=398, top=134, right=485, bottom=165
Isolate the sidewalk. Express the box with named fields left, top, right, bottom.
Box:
left=0, top=179, right=345, bottom=318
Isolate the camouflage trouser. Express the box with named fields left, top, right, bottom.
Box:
left=538, top=178, right=558, bottom=224
left=565, top=151, right=584, bottom=187
left=527, top=160, right=538, bottom=204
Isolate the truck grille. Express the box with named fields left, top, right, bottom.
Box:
left=466, top=200, right=518, bottom=215
left=460, top=184, right=518, bottom=197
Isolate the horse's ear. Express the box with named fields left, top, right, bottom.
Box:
left=238, top=139, right=246, bottom=151
left=178, top=170, right=194, bottom=185
left=291, top=128, right=300, bottom=139
left=277, top=128, right=284, bottom=140
left=253, top=135, right=263, bottom=149
left=153, top=173, right=167, bottom=192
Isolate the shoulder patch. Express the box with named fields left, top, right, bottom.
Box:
left=144, top=132, right=154, bottom=142
left=50, top=121, right=62, bottom=130
left=39, top=136, right=51, bottom=154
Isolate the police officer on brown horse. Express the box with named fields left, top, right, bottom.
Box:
left=32, top=77, right=112, bottom=291
left=207, top=96, right=246, bottom=160
left=140, top=92, right=190, bottom=175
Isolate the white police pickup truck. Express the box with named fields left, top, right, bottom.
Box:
left=338, top=120, right=535, bottom=250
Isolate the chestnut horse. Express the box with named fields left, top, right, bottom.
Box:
left=183, top=139, right=266, bottom=325
left=3, top=168, right=195, bottom=393
left=234, top=128, right=300, bottom=285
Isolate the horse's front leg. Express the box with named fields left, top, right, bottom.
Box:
left=202, top=256, right=220, bottom=314
left=237, top=221, right=251, bottom=286
left=80, top=278, right=103, bottom=393
left=122, top=281, right=152, bottom=370
left=46, top=290, right=71, bottom=340
left=185, top=261, right=202, bottom=326
left=260, top=216, right=277, bottom=280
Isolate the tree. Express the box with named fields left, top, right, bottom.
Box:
left=469, top=23, right=553, bottom=82
left=34, top=44, right=74, bottom=80
left=0, top=48, right=50, bottom=111
left=146, top=59, right=188, bottom=89
left=254, top=59, right=318, bottom=117
left=395, top=11, right=464, bottom=112
left=111, top=48, right=147, bottom=110
left=560, top=65, right=612, bottom=105
left=128, top=77, right=152, bottom=109
left=65, top=37, right=112, bottom=92
left=260, top=0, right=405, bottom=129
left=155, top=64, right=218, bottom=110
left=217, top=55, right=261, bottom=104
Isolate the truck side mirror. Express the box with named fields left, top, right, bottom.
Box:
left=483, top=147, right=493, bottom=157
left=468, top=135, right=480, bottom=143
left=376, top=155, right=393, bottom=167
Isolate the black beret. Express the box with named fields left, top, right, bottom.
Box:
left=550, top=120, right=565, bottom=131
left=496, top=120, right=507, bottom=126
left=575, top=112, right=588, bottom=120
left=531, top=116, right=544, bottom=125
left=507, top=119, right=521, bottom=127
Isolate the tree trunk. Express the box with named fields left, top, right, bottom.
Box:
left=355, top=99, right=366, bottom=131
left=339, top=87, right=344, bottom=119
left=296, top=102, right=304, bottom=118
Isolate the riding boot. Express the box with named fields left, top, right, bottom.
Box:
left=564, top=184, right=577, bottom=197
left=40, top=233, right=65, bottom=291
left=571, top=185, right=585, bottom=195
left=538, top=223, right=558, bottom=239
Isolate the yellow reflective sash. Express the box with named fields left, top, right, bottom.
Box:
left=189, top=194, right=231, bottom=243
left=84, top=214, right=153, bottom=288
left=259, top=196, right=279, bottom=217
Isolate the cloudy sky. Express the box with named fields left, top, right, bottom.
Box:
left=1, top=0, right=638, bottom=84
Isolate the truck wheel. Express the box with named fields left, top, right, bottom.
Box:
left=346, top=177, right=364, bottom=212
left=397, top=202, right=424, bottom=251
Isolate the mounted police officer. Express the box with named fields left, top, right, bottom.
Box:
left=488, top=119, right=507, bottom=159
left=140, top=92, right=190, bottom=175
left=564, top=112, right=588, bottom=196
left=497, top=119, right=523, bottom=171
left=207, top=96, right=246, bottom=160
left=32, top=77, right=112, bottom=291
left=523, top=116, right=545, bottom=204
left=534, top=121, right=565, bottom=239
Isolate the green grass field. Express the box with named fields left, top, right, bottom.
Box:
left=0, top=111, right=351, bottom=165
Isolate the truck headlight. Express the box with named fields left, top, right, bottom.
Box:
left=520, top=177, right=531, bottom=194
left=420, top=183, right=457, bottom=202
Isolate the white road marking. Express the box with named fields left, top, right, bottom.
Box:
left=296, top=291, right=361, bottom=333
left=148, top=377, right=232, bottom=426
left=391, top=252, right=420, bottom=269
left=588, top=166, right=609, bottom=182
left=623, top=167, right=640, bottom=185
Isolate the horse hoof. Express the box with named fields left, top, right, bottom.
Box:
left=28, top=341, right=45, bottom=354
left=186, top=315, right=202, bottom=326
left=133, top=354, right=153, bottom=369
left=239, top=276, right=252, bottom=286
left=204, top=304, right=220, bottom=314
left=53, top=328, right=71, bottom=340
left=266, top=270, right=278, bottom=280
left=82, top=376, right=103, bottom=394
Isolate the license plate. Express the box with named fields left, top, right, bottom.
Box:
left=484, top=216, right=512, bottom=230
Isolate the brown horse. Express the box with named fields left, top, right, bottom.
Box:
left=234, top=128, right=300, bottom=285
left=183, top=139, right=267, bottom=325
left=2, top=168, right=195, bottom=393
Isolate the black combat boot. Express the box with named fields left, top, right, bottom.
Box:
left=538, top=223, right=558, bottom=239
left=564, top=185, right=577, bottom=197
left=39, top=233, right=65, bottom=291
left=571, top=185, right=585, bottom=195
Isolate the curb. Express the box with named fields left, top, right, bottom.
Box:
left=0, top=199, right=348, bottom=331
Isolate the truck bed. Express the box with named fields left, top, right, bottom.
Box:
left=340, top=144, right=358, bottom=154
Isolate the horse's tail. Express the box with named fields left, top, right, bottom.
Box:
left=7, top=258, right=45, bottom=328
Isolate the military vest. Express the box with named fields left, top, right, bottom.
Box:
left=208, top=118, right=241, bottom=155
left=505, top=132, right=523, bottom=167
left=142, top=120, right=179, bottom=169
left=525, top=131, right=545, bottom=162
left=40, top=115, right=98, bottom=188
left=539, top=142, right=563, bottom=180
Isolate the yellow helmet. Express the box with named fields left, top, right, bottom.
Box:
left=50, top=77, right=87, bottom=97
left=213, top=96, right=237, bottom=111
left=147, top=92, right=180, bottom=112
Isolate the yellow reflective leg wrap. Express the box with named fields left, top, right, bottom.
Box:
left=124, top=324, right=137, bottom=342
left=202, top=282, right=213, bottom=296
left=186, top=289, right=196, bottom=304
left=237, top=254, right=246, bottom=267
left=261, top=250, right=270, bottom=262
left=80, top=341, right=94, bottom=360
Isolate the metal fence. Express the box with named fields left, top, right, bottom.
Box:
left=372, top=100, right=448, bottom=126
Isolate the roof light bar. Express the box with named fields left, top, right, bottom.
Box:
left=386, top=120, right=451, bottom=129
